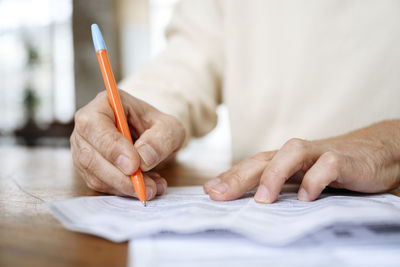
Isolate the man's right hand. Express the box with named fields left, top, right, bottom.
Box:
left=70, top=90, right=186, bottom=200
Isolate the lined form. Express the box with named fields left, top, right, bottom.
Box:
left=49, top=186, right=400, bottom=245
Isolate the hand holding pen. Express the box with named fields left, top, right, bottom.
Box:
left=69, top=24, right=186, bottom=202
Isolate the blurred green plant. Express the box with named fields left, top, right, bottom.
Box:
left=23, top=85, right=40, bottom=121
left=26, top=43, right=40, bottom=66
left=23, top=42, right=41, bottom=122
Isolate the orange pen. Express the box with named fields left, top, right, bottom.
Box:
left=91, top=24, right=147, bottom=206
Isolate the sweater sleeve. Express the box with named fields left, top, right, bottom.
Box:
left=119, top=0, right=224, bottom=143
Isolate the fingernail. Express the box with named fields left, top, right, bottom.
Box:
left=205, top=178, right=221, bottom=188
left=156, top=182, right=166, bottom=195
left=298, top=188, right=309, bottom=201
left=210, top=182, right=228, bottom=194
left=146, top=186, right=153, bottom=198
left=116, top=154, right=132, bottom=174
left=137, top=144, right=159, bottom=167
left=254, top=185, right=271, bottom=203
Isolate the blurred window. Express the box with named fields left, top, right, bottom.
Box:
left=149, top=0, right=179, bottom=56
left=0, top=0, right=74, bottom=134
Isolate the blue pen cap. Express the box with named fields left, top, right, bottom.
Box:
left=91, top=24, right=107, bottom=52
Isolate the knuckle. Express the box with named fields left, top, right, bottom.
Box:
left=284, top=138, right=308, bottom=152
left=95, top=90, right=108, bottom=100
left=267, top=166, right=284, bottom=178
left=101, top=130, right=125, bottom=160
left=77, top=146, right=96, bottom=171
left=217, top=170, right=230, bottom=179
left=229, top=164, right=240, bottom=173
left=228, top=172, right=245, bottom=187
left=320, top=151, right=341, bottom=170
left=252, top=152, right=272, bottom=162
left=69, top=130, right=77, bottom=147
left=86, top=177, right=107, bottom=192
left=102, top=130, right=123, bottom=145
left=74, top=108, right=92, bottom=134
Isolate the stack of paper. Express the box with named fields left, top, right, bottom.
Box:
left=129, top=225, right=400, bottom=267
left=49, top=186, right=400, bottom=245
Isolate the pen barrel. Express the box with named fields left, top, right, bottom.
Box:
left=131, top=170, right=146, bottom=201
left=96, top=49, right=133, bottom=144
left=96, top=49, right=146, bottom=202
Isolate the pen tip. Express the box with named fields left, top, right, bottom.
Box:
left=142, top=201, right=147, bottom=207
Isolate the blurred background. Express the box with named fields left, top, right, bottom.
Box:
left=0, top=0, right=230, bottom=164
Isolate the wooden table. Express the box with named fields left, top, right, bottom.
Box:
left=1, top=146, right=399, bottom=266
left=0, top=146, right=229, bottom=267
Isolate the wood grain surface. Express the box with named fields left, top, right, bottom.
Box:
left=0, top=146, right=229, bottom=267
left=0, top=145, right=398, bottom=267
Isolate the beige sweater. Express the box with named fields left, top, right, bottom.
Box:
left=120, top=0, right=400, bottom=161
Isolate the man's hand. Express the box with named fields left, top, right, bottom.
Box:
left=70, top=90, right=185, bottom=200
left=204, top=120, right=400, bottom=203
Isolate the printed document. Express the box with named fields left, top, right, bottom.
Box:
left=49, top=186, right=400, bottom=245
left=129, top=224, right=400, bottom=267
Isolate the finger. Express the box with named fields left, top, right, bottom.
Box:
left=71, top=130, right=135, bottom=196
left=205, top=152, right=275, bottom=201
left=134, top=116, right=185, bottom=171
left=298, top=152, right=343, bottom=201
left=74, top=91, right=141, bottom=176
left=254, top=138, right=320, bottom=204
left=74, top=162, right=121, bottom=195
left=204, top=151, right=275, bottom=194
left=142, top=175, right=158, bottom=200
left=72, top=134, right=136, bottom=197
left=146, top=172, right=168, bottom=196
left=72, top=130, right=159, bottom=199
left=82, top=173, right=131, bottom=196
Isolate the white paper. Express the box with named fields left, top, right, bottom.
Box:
left=49, top=186, right=400, bottom=245
left=129, top=225, right=400, bottom=267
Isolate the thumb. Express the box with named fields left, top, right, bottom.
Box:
left=134, top=115, right=185, bottom=171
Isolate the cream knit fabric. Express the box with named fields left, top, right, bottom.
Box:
left=120, top=0, right=400, bottom=161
